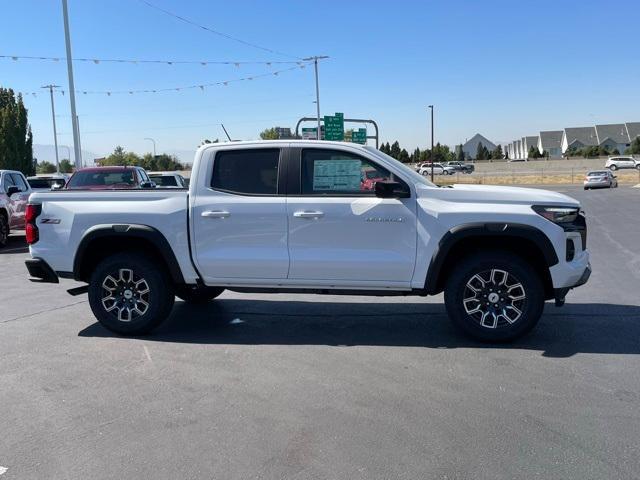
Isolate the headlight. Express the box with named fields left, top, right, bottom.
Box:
left=532, top=205, right=580, bottom=224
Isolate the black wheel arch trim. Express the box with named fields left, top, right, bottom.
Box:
left=73, top=224, right=185, bottom=284
left=424, top=222, right=559, bottom=294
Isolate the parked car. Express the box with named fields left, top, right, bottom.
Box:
left=605, top=156, right=639, bottom=171
left=445, top=161, right=475, bottom=174
left=0, top=170, right=32, bottom=247
left=25, top=140, right=591, bottom=343
left=27, top=174, right=69, bottom=192
left=418, top=162, right=456, bottom=176
left=361, top=166, right=391, bottom=190
left=148, top=171, right=187, bottom=188
left=65, top=166, right=156, bottom=190
left=584, top=170, right=618, bottom=190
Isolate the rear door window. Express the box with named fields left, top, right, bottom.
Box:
left=211, top=149, right=280, bottom=195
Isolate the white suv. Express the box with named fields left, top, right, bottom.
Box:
left=605, top=156, right=639, bottom=171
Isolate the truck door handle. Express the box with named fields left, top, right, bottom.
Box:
left=293, top=210, right=324, bottom=219
left=201, top=210, right=230, bottom=219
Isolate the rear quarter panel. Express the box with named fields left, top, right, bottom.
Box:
left=28, top=190, right=199, bottom=282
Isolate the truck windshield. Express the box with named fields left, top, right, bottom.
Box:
left=364, top=146, right=436, bottom=187
left=67, top=171, right=136, bottom=188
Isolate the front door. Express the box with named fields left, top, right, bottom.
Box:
left=191, top=147, right=289, bottom=282
left=286, top=148, right=417, bottom=286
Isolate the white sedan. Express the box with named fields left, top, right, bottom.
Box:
left=417, top=163, right=456, bottom=176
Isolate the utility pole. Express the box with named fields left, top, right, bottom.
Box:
left=62, top=0, right=82, bottom=170
left=76, top=115, right=83, bottom=167
left=428, top=105, right=434, bottom=182
left=303, top=56, right=329, bottom=140
left=41, top=84, right=60, bottom=173
left=144, top=137, right=157, bottom=157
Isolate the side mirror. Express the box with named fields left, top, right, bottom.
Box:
left=140, top=181, right=156, bottom=189
left=6, top=186, right=20, bottom=197
left=50, top=183, right=63, bottom=191
left=375, top=181, right=410, bottom=199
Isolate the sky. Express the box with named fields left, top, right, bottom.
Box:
left=1, top=0, right=639, bottom=163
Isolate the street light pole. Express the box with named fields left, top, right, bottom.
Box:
left=61, top=0, right=82, bottom=171
left=428, top=105, right=434, bottom=182
left=144, top=137, right=157, bottom=157
left=303, top=55, right=329, bottom=140
left=41, top=84, right=60, bottom=173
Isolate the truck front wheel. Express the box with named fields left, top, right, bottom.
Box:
left=88, top=253, right=175, bottom=335
left=444, top=252, right=544, bottom=342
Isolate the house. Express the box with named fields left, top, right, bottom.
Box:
left=561, top=127, right=598, bottom=153
left=538, top=131, right=563, bottom=158
left=595, top=124, right=630, bottom=154
left=523, top=136, right=539, bottom=158
left=462, top=133, right=497, bottom=159
left=625, top=122, right=640, bottom=144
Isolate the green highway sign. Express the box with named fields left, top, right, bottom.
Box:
left=352, top=128, right=367, bottom=144
left=323, top=112, right=344, bottom=141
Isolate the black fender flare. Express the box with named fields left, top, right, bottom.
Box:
left=73, top=224, right=185, bottom=284
left=424, top=222, right=558, bottom=294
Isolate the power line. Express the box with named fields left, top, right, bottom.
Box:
left=0, top=54, right=303, bottom=66
left=16, top=63, right=310, bottom=97
left=137, top=0, right=303, bottom=60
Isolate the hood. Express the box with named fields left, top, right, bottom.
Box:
left=419, top=184, right=580, bottom=207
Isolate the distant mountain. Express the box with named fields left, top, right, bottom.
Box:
left=33, top=144, right=99, bottom=166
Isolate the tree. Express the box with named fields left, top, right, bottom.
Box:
left=455, top=144, right=465, bottom=162
left=628, top=137, right=640, bottom=154
left=36, top=161, right=56, bottom=174
left=398, top=148, right=410, bottom=163
left=259, top=128, right=279, bottom=140
left=491, top=145, right=504, bottom=160
left=59, top=159, right=74, bottom=173
left=389, top=141, right=401, bottom=159
left=411, top=147, right=421, bottom=163
left=0, top=88, right=34, bottom=175
left=475, top=142, right=486, bottom=160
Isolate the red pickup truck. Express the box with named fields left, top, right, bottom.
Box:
left=0, top=169, right=32, bottom=247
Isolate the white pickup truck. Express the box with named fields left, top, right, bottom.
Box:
left=25, top=141, right=590, bottom=342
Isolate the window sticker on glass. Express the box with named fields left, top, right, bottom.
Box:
left=312, top=159, right=362, bottom=191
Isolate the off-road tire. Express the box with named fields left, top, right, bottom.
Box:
left=88, top=253, right=175, bottom=335
left=444, top=251, right=545, bottom=342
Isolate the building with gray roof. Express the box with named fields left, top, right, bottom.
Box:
left=538, top=131, right=563, bottom=158
left=522, top=136, right=539, bottom=158
left=561, top=127, right=598, bottom=153
left=625, top=122, right=640, bottom=143
left=595, top=124, right=630, bottom=153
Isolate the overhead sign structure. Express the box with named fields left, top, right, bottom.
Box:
left=352, top=128, right=367, bottom=144
left=323, top=112, right=344, bottom=141
left=301, top=127, right=318, bottom=140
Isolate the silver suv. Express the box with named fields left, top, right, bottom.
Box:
left=605, top=156, right=640, bottom=171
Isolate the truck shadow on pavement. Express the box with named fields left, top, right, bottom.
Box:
left=78, top=299, right=640, bottom=358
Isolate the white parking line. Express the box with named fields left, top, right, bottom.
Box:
left=143, top=345, right=153, bottom=363
left=0, top=466, right=8, bottom=476
left=0, top=247, right=28, bottom=254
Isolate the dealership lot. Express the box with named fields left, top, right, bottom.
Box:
left=1, top=186, right=639, bottom=479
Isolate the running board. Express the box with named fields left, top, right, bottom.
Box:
left=67, top=285, right=89, bottom=296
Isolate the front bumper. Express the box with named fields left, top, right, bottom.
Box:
left=553, top=262, right=591, bottom=306
left=25, top=258, right=59, bottom=284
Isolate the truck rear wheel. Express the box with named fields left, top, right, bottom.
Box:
left=444, top=251, right=544, bottom=342
left=176, top=286, right=224, bottom=304
left=88, top=253, right=175, bottom=335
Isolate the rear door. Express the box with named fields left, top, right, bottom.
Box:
left=191, top=146, right=289, bottom=282
left=285, top=147, right=417, bottom=286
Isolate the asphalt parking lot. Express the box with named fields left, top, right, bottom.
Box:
left=1, top=185, right=639, bottom=480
